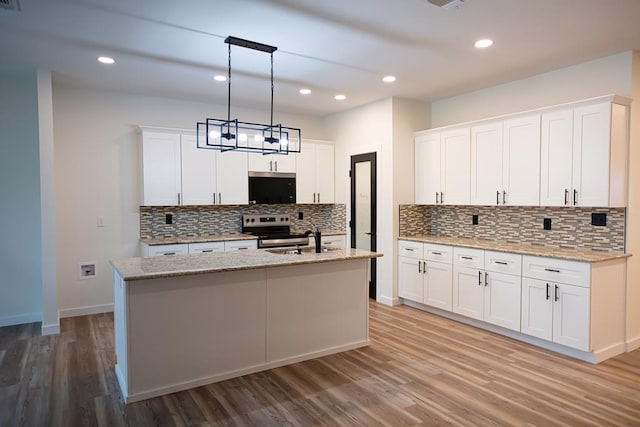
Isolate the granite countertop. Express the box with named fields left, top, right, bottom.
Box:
left=398, top=235, right=631, bottom=263
left=141, top=230, right=346, bottom=246
left=112, top=247, right=381, bottom=281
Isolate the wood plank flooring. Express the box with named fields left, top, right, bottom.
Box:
left=1, top=302, right=639, bottom=426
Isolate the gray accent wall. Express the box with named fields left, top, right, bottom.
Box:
left=0, top=69, right=43, bottom=325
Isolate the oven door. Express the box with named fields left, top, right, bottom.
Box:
left=258, top=235, right=309, bottom=249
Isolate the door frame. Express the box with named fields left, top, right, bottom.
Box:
left=350, top=152, right=377, bottom=299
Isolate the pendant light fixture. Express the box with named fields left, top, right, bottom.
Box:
left=197, top=36, right=301, bottom=154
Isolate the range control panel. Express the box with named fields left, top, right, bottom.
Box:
left=242, top=214, right=290, bottom=228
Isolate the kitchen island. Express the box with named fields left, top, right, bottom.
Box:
left=111, top=247, right=382, bottom=403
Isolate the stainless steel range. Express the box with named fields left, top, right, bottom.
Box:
left=242, top=214, right=310, bottom=249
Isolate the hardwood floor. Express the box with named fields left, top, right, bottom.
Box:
left=1, top=302, right=639, bottom=426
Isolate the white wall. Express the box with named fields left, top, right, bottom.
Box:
left=0, top=69, right=43, bottom=326
left=323, top=97, right=430, bottom=305
left=626, top=51, right=640, bottom=350
left=432, top=52, right=633, bottom=127
left=52, top=84, right=327, bottom=315
left=429, top=50, right=639, bottom=349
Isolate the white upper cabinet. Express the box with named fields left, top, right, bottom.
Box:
left=415, top=133, right=441, bottom=205
left=296, top=140, right=335, bottom=204
left=181, top=134, right=216, bottom=205
left=470, top=115, right=540, bottom=206
left=470, top=121, right=503, bottom=205
left=502, top=114, right=541, bottom=206
left=540, top=99, right=629, bottom=207
left=141, top=131, right=182, bottom=206
left=248, top=152, right=296, bottom=173
left=415, top=128, right=470, bottom=205
left=419, top=95, right=630, bottom=208
left=141, top=127, right=248, bottom=206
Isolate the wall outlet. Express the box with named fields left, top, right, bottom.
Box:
left=592, top=213, right=607, bottom=226
left=298, top=211, right=304, bottom=220
left=472, top=214, right=478, bottom=225
left=79, top=262, right=96, bottom=279
left=543, top=218, right=552, bottom=230
left=165, top=213, right=173, bottom=224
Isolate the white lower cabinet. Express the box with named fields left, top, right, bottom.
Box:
left=398, top=241, right=453, bottom=310
left=452, top=248, right=522, bottom=331
left=143, top=239, right=257, bottom=257
left=224, top=239, right=258, bottom=251
left=188, top=241, right=225, bottom=254
left=143, top=243, right=188, bottom=257
left=521, top=256, right=591, bottom=351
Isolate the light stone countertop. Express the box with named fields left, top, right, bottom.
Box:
left=111, top=247, right=381, bottom=281
left=141, top=230, right=346, bottom=246
left=399, top=235, right=630, bottom=263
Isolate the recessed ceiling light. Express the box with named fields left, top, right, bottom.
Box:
left=299, top=88, right=311, bottom=95
left=97, top=56, right=115, bottom=64
left=213, top=75, right=227, bottom=82
left=382, top=75, right=397, bottom=83
left=474, top=39, right=493, bottom=48
left=334, top=94, right=346, bottom=101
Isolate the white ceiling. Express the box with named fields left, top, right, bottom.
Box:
left=1, top=0, right=639, bottom=117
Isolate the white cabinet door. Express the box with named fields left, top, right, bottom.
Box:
left=470, top=122, right=503, bottom=205
left=484, top=271, right=521, bottom=331
left=540, top=109, right=573, bottom=206
left=441, top=128, right=470, bottom=205
left=415, top=133, right=441, bottom=204
left=502, top=115, right=541, bottom=206
left=521, top=277, right=553, bottom=340
left=248, top=153, right=296, bottom=173
left=572, top=102, right=611, bottom=207
left=424, top=261, right=453, bottom=311
left=552, top=282, right=590, bottom=351
left=314, top=143, right=335, bottom=204
left=452, top=266, right=483, bottom=320
left=188, top=241, right=225, bottom=254
left=296, top=144, right=315, bottom=204
left=398, top=256, right=423, bottom=302
left=142, top=131, right=182, bottom=206
left=224, top=239, right=257, bottom=251
left=181, top=134, right=216, bottom=205
left=215, top=150, right=248, bottom=205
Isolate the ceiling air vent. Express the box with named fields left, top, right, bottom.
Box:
left=427, top=0, right=465, bottom=9
left=0, top=0, right=21, bottom=11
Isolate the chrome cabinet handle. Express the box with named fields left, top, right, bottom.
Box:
left=496, top=190, right=500, bottom=205
left=202, top=249, right=213, bottom=253
left=213, top=193, right=216, bottom=204
left=478, top=271, right=482, bottom=286
left=423, top=261, right=427, bottom=275
left=564, top=189, right=569, bottom=205
left=269, top=160, right=273, bottom=172
left=418, top=260, right=421, bottom=273
left=554, top=284, right=559, bottom=302
left=573, top=189, right=578, bottom=205
left=544, top=268, right=560, bottom=273
left=163, top=252, right=176, bottom=256
left=484, top=272, right=488, bottom=286
left=404, top=248, right=414, bottom=252
left=313, top=193, right=316, bottom=203
left=318, top=193, right=320, bottom=203
left=432, top=251, right=442, bottom=255
left=546, top=283, right=550, bottom=300
left=178, top=193, right=181, bottom=205
left=495, top=261, right=508, bottom=265
left=440, top=192, right=444, bottom=203
left=461, top=256, right=473, bottom=260
left=502, top=191, right=506, bottom=204
left=219, top=192, right=222, bottom=204
left=435, top=192, right=439, bottom=204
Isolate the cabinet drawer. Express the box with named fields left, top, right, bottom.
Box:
left=145, top=243, right=188, bottom=257
left=322, top=235, right=345, bottom=248
left=188, top=241, right=225, bottom=254
left=424, top=244, right=453, bottom=264
left=484, top=251, right=522, bottom=275
left=522, top=256, right=590, bottom=287
left=453, top=247, right=484, bottom=269
left=398, top=240, right=423, bottom=259
left=224, top=239, right=257, bottom=251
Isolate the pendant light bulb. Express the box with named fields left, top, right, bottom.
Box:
left=280, top=138, right=289, bottom=147
left=209, top=130, right=221, bottom=139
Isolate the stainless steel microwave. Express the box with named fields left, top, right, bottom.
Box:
left=248, top=172, right=296, bottom=204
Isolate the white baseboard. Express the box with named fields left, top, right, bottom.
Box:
left=41, top=323, right=60, bottom=336
left=59, top=303, right=114, bottom=319
left=626, top=336, right=640, bottom=352
left=377, top=295, right=401, bottom=306
left=0, top=312, right=41, bottom=328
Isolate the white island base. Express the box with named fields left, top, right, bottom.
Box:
left=113, top=259, right=370, bottom=403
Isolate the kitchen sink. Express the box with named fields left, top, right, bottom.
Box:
left=266, top=246, right=341, bottom=255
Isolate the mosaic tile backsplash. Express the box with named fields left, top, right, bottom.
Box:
left=399, top=205, right=625, bottom=252
left=140, top=204, right=346, bottom=238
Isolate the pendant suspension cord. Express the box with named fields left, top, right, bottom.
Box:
left=270, top=52, right=274, bottom=131
left=227, top=42, right=232, bottom=123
